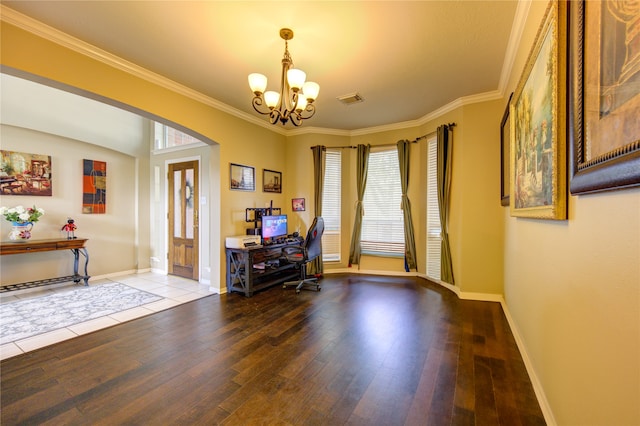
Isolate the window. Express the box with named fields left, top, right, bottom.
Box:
left=322, top=150, right=341, bottom=261
left=361, top=148, right=404, bottom=256
left=154, top=122, right=203, bottom=150
left=426, top=137, right=441, bottom=280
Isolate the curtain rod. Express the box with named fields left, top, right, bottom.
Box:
left=310, top=122, right=456, bottom=150
left=412, top=122, right=456, bottom=143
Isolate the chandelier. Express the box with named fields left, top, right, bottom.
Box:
left=248, top=28, right=320, bottom=126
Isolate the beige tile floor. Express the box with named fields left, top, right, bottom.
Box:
left=0, top=272, right=215, bottom=360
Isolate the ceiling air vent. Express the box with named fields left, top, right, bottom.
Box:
left=337, top=92, right=364, bottom=105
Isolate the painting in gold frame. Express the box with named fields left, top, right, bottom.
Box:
left=568, top=0, right=640, bottom=194
left=0, top=150, right=52, bottom=196
left=500, top=93, right=513, bottom=206
left=510, top=1, right=567, bottom=220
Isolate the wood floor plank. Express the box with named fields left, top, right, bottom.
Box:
left=404, top=342, right=444, bottom=425
left=1, top=274, right=545, bottom=425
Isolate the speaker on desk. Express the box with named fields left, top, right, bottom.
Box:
left=246, top=228, right=261, bottom=236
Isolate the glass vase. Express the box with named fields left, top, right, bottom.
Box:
left=9, top=222, right=33, bottom=241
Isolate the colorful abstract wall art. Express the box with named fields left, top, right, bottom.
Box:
left=83, top=159, right=106, bottom=214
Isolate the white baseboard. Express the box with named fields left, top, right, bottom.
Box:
left=325, top=268, right=418, bottom=277
left=459, top=291, right=504, bottom=303
left=499, top=300, right=556, bottom=426
left=89, top=269, right=139, bottom=281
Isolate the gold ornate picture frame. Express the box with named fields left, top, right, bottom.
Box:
left=500, top=92, right=513, bottom=206
left=0, top=150, right=52, bottom=196
left=510, top=1, right=567, bottom=220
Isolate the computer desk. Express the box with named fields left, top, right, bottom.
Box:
left=225, top=239, right=302, bottom=297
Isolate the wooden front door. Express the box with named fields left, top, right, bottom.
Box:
left=168, top=161, right=199, bottom=280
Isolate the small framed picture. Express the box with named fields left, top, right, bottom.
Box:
left=263, top=169, right=282, bottom=193
left=230, top=163, right=255, bottom=191
left=292, top=198, right=305, bottom=212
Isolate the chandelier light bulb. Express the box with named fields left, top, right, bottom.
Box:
left=302, top=81, right=320, bottom=101
left=248, top=73, right=267, bottom=95
left=295, top=96, right=308, bottom=112
left=264, top=91, right=280, bottom=109
left=287, top=69, right=306, bottom=91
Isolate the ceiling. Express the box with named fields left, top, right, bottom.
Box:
left=2, top=1, right=521, bottom=134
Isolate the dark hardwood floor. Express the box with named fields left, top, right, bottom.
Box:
left=1, top=274, right=545, bottom=425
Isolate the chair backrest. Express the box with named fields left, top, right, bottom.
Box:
left=304, top=217, right=324, bottom=262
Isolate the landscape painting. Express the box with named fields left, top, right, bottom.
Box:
left=510, top=1, right=566, bottom=220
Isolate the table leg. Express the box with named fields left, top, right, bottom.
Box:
left=71, top=248, right=90, bottom=285
left=79, top=247, right=90, bottom=285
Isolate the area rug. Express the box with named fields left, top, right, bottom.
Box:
left=1, top=282, right=163, bottom=344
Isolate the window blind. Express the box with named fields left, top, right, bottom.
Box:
left=361, top=148, right=405, bottom=256
left=426, top=137, right=441, bottom=280
left=322, top=150, right=341, bottom=261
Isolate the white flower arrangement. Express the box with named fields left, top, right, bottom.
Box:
left=0, top=205, right=45, bottom=224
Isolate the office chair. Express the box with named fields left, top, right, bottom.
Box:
left=282, top=216, right=324, bottom=294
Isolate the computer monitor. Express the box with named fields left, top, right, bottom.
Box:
left=261, top=214, right=288, bottom=241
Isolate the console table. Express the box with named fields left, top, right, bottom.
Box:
left=0, top=238, right=90, bottom=292
left=226, top=240, right=302, bottom=297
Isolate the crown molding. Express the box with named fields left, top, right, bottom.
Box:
left=498, top=0, right=532, bottom=95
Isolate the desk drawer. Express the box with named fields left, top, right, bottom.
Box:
left=1, top=242, right=57, bottom=255
left=56, top=240, right=86, bottom=250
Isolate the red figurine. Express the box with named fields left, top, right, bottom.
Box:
left=61, top=218, right=77, bottom=239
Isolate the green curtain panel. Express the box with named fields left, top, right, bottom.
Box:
left=348, top=144, right=370, bottom=267
left=310, top=145, right=325, bottom=274
left=437, top=125, right=455, bottom=285
left=397, top=140, right=417, bottom=271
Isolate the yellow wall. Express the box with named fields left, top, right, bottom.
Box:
left=455, top=102, right=505, bottom=295
left=502, top=2, right=640, bottom=424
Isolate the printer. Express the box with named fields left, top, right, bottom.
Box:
left=225, top=235, right=261, bottom=249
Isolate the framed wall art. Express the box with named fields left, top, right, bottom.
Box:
left=0, top=150, right=52, bottom=196
left=510, top=1, right=567, bottom=220
left=292, top=198, right=305, bottom=212
left=568, top=0, right=640, bottom=194
left=500, top=92, right=513, bottom=206
left=230, top=163, right=255, bottom=191
left=263, top=169, right=282, bottom=193
left=83, top=159, right=107, bottom=213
